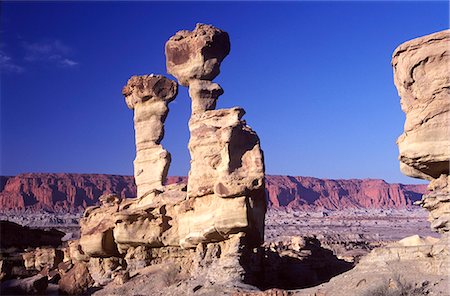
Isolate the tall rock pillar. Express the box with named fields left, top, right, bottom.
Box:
left=165, top=24, right=266, bottom=250
left=122, top=75, right=178, bottom=199
left=393, top=29, right=450, bottom=233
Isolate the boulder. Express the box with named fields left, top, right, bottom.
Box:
left=165, top=23, right=230, bottom=86
left=58, top=262, right=94, bottom=295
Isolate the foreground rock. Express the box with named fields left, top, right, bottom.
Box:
left=393, top=29, right=450, bottom=233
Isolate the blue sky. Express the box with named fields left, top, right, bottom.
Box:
left=1, top=1, right=448, bottom=184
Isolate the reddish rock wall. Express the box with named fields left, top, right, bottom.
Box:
left=0, top=173, right=426, bottom=213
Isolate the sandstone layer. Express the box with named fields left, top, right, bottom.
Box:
left=122, top=75, right=178, bottom=198
left=74, top=23, right=267, bottom=289
left=393, top=29, right=449, bottom=180
left=393, top=29, right=450, bottom=233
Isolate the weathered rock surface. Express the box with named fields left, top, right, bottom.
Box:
left=418, top=174, right=450, bottom=233
left=393, top=29, right=450, bottom=234
left=58, top=262, right=94, bottom=295
left=393, top=30, right=450, bottom=180
left=165, top=23, right=230, bottom=86
left=0, top=173, right=135, bottom=213
left=122, top=75, right=178, bottom=198
left=0, top=174, right=428, bottom=213
left=23, top=247, right=64, bottom=271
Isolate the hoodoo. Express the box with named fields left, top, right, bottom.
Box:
left=75, top=23, right=266, bottom=289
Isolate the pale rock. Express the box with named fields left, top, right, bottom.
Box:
left=393, top=29, right=450, bottom=180
left=122, top=75, right=178, bottom=198
left=393, top=29, right=450, bottom=234
left=165, top=23, right=230, bottom=86
left=68, top=239, right=90, bottom=262
left=79, top=194, right=121, bottom=257
left=187, top=107, right=265, bottom=200
left=87, top=257, right=125, bottom=286
left=188, top=80, right=223, bottom=114
left=418, top=175, right=450, bottom=233
left=22, top=247, right=64, bottom=271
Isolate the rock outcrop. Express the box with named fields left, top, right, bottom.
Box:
left=393, top=29, right=450, bottom=233
left=75, top=23, right=266, bottom=289
left=122, top=75, right=178, bottom=198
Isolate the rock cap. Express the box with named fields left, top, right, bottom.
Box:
left=122, top=74, right=178, bottom=109
left=165, top=23, right=230, bottom=86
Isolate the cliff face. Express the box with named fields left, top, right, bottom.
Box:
left=0, top=173, right=136, bottom=213
left=0, top=173, right=427, bottom=213
left=266, top=175, right=426, bottom=210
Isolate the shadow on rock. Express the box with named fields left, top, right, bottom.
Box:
left=243, top=236, right=354, bottom=290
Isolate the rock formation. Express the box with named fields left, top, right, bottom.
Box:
left=74, top=23, right=266, bottom=288
left=393, top=29, right=450, bottom=233
left=122, top=75, right=178, bottom=198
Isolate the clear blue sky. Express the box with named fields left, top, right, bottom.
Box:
left=1, top=1, right=448, bottom=184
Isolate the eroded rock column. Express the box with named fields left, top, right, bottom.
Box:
left=166, top=24, right=266, bottom=251
left=393, top=29, right=450, bottom=233
left=122, top=75, right=178, bottom=198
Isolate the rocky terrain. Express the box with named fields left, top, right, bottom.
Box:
left=0, top=26, right=448, bottom=296
left=0, top=173, right=427, bottom=213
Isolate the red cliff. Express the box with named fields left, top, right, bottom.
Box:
left=0, top=173, right=427, bottom=213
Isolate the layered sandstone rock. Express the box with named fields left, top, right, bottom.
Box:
left=393, top=29, right=450, bottom=233
left=76, top=23, right=266, bottom=289
left=167, top=24, right=266, bottom=248
left=122, top=75, right=178, bottom=199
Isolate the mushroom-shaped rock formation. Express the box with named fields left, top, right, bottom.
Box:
left=77, top=24, right=267, bottom=288
left=166, top=24, right=266, bottom=249
left=122, top=75, right=178, bottom=198
left=393, top=29, right=450, bottom=233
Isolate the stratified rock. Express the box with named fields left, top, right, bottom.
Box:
left=165, top=23, right=230, bottom=86
left=417, top=175, right=450, bottom=233
left=393, top=29, right=450, bottom=233
left=392, top=30, right=449, bottom=180
left=79, top=194, right=121, bottom=257
left=58, top=262, right=94, bottom=295
left=122, top=75, right=178, bottom=199
left=187, top=108, right=265, bottom=200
